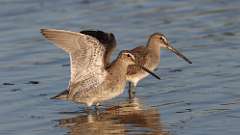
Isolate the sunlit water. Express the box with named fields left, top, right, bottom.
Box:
left=0, top=0, right=240, bottom=135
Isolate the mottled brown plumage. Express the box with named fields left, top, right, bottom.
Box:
left=40, top=28, right=159, bottom=106
left=80, top=30, right=116, bottom=67
left=127, top=33, right=192, bottom=97
left=127, top=46, right=150, bottom=75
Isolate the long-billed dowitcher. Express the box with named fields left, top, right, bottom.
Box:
left=127, top=33, right=192, bottom=97
left=40, top=28, right=160, bottom=107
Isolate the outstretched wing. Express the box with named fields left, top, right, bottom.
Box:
left=41, top=28, right=107, bottom=96
left=80, top=30, right=117, bottom=67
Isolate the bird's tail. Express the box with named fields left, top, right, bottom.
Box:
left=50, top=89, right=69, bottom=100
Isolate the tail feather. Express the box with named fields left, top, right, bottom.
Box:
left=50, top=89, right=69, bottom=100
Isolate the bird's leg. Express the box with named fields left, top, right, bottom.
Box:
left=94, top=103, right=101, bottom=115
left=128, top=82, right=136, bottom=99
left=84, top=106, right=92, bottom=114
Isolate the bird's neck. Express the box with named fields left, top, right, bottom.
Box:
left=107, top=59, right=129, bottom=77
left=147, top=39, right=161, bottom=58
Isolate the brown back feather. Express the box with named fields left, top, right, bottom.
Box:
left=127, top=46, right=149, bottom=75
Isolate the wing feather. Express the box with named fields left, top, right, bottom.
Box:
left=41, top=28, right=107, bottom=97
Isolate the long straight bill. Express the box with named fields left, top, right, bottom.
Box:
left=139, top=65, right=161, bottom=80
left=166, top=44, right=192, bottom=64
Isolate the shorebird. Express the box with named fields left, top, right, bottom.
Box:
left=127, top=33, right=192, bottom=98
left=40, top=28, right=160, bottom=107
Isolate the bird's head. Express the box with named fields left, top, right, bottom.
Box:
left=149, top=33, right=192, bottom=64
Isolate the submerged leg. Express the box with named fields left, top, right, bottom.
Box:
left=84, top=105, right=93, bottom=114
left=128, top=82, right=136, bottom=99
left=94, top=103, right=101, bottom=115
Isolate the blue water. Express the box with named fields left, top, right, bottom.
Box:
left=0, top=0, right=240, bottom=134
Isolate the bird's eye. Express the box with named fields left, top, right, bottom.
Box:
left=160, top=36, right=167, bottom=43
left=127, top=54, right=131, bottom=57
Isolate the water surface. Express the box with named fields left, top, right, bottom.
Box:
left=0, top=0, right=240, bottom=135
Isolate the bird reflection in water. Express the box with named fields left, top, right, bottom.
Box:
left=57, top=98, right=170, bottom=135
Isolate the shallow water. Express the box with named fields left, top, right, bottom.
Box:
left=1, top=0, right=240, bottom=135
